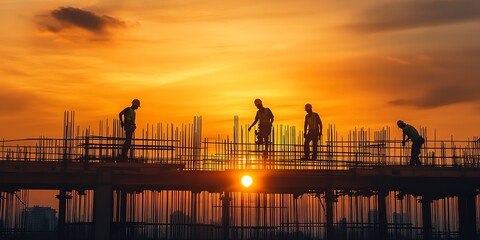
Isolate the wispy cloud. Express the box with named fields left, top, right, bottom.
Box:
left=389, top=85, right=479, bottom=109
left=0, top=86, right=44, bottom=114
left=347, top=0, right=480, bottom=33
left=37, top=7, right=126, bottom=38
left=385, top=56, right=410, bottom=65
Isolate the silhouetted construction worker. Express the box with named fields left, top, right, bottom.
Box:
left=248, top=99, right=274, bottom=158
left=397, top=120, right=424, bottom=166
left=119, top=99, right=140, bottom=161
left=301, top=104, right=323, bottom=160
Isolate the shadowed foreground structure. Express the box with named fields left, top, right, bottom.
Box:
left=0, top=112, right=479, bottom=240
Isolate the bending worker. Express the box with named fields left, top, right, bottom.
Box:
left=119, top=99, right=140, bottom=161
left=397, top=120, right=424, bottom=166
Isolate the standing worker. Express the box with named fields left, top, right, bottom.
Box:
left=119, top=99, right=141, bottom=162
left=248, top=98, right=274, bottom=159
left=301, top=104, right=323, bottom=160
left=397, top=120, right=424, bottom=166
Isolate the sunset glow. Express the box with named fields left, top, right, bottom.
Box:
left=1, top=2, right=480, bottom=237
left=1, top=0, right=480, bottom=140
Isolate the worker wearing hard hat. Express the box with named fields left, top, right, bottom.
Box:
left=118, top=99, right=141, bottom=162
left=301, top=104, right=323, bottom=160
left=397, top=120, right=424, bottom=166
left=248, top=98, right=274, bottom=158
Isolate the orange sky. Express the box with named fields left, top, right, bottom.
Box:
left=1, top=0, right=480, bottom=140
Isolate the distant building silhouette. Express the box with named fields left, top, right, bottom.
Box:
left=393, top=212, right=409, bottom=224
left=170, top=211, right=191, bottom=239
left=24, top=206, right=57, bottom=231
left=368, top=210, right=378, bottom=224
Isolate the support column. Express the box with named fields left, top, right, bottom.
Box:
left=191, top=192, right=199, bottom=240
left=325, top=190, right=335, bottom=240
left=421, top=196, right=432, bottom=240
left=114, top=190, right=127, bottom=239
left=94, top=170, right=112, bottom=240
left=120, top=191, right=127, bottom=227
left=458, top=190, right=477, bottom=240
left=378, top=190, right=388, bottom=240
left=56, top=190, right=67, bottom=239
left=221, top=192, right=231, bottom=240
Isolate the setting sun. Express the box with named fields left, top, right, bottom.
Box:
left=241, top=175, right=253, bottom=188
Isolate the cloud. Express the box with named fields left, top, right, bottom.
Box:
left=315, top=47, right=480, bottom=110
left=37, top=7, right=125, bottom=36
left=347, top=0, right=480, bottom=33
left=389, top=85, right=479, bottom=109
left=385, top=56, right=410, bottom=65
left=0, top=86, right=44, bottom=114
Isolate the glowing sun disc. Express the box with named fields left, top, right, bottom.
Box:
left=241, top=175, right=253, bottom=187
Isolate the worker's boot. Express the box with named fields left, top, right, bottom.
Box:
left=415, top=158, right=422, bottom=166
left=409, top=159, right=415, bottom=166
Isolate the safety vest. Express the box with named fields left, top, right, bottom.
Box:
left=403, top=124, right=420, bottom=141
left=305, top=112, right=321, bottom=131
left=257, top=108, right=273, bottom=127
left=123, top=107, right=136, bottom=125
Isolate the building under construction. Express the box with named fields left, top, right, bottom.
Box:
left=1, top=112, right=479, bottom=240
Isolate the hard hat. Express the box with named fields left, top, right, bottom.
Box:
left=305, top=103, right=312, bottom=110
left=397, top=120, right=405, bottom=128
left=132, top=99, right=141, bottom=107
left=254, top=98, right=262, bottom=106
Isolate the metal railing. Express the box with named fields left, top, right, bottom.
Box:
left=1, top=112, right=479, bottom=170
left=1, top=136, right=479, bottom=171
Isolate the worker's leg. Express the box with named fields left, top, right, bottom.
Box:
left=303, top=136, right=311, bottom=160
left=121, top=128, right=133, bottom=161
left=255, top=131, right=263, bottom=144
left=411, top=142, right=421, bottom=165
left=259, top=126, right=271, bottom=159
left=413, top=137, right=425, bottom=165
left=409, top=145, right=416, bottom=166
left=263, top=138, right=269, bottom=160
left=311, top=133, right=319, bottom=160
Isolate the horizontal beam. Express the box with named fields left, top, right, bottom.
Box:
left=0, top=162, right=479, bottom=196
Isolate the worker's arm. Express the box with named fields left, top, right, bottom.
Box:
left=317, top=114, right=323, bottom=137
left=303, top=115, right=308, bottom=138
left=401, top=132, right=409, bottom=146
left=248, top=113, right=259, bottom=131
left=119, top=109, right=126, bottom=128
left=269, top=109, right=274, bottom=125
